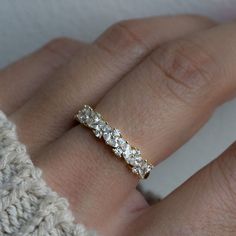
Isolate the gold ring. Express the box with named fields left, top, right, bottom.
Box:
left=75, top=105, right=153, bottom=179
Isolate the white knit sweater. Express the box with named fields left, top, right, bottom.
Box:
left=0, top=110, right=97, bottom=236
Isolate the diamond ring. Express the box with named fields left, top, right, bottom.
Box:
left=75, top=105, right=153, bottom=179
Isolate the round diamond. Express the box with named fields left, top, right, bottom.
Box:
left=103, top=127, right=119, bottom=147
left=87, top=111, right=99, bottom=128
left=118, top=138, right=128, bottom=150
left=123, top=145, right=132, bottom=161
left=132, top=160, right=153, bottom=179
left=113, top=148, right=123, bottom=157
left=128, top=148, right=142, bottom=166
left=93, top=129, right=102, bottom=138
left=102, top=124, right=112, bottom=133
left=103, top=128, right=120, bottom=147
left=113, top=129, right=121, bottom=137
left=103, top=125, right=112, bottom=141
left=129, top=154, right=142, bottom=166
left=77, top=105, right=92, bottom=124
left=107, top=137, right=119, bottom=147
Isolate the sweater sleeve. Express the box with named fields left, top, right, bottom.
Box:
left=0, top=111, right=97, bottom=236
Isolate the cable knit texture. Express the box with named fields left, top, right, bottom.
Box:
left=0, top=110, right=97, bottom=236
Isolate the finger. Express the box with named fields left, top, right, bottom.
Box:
left=11, top=15, right=215, bottom=155
left=83, top=20, right=236, bottom=231
left=34, top=16, right=215, bottom=229
left=127, top=142, right=236, bottom=236
left=0, top=38, right=84, bottom=114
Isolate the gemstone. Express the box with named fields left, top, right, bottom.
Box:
left=93, top=129, right=102, bottom=138
left=129, top=153, right=142, bottom=166
left=106, top=129, right=121, bottom=147
left=123, top=145, right=132, bottom=161
left=86, top=111, right=99, bottom=127
left=113, top=148, right=123, bottom=157
left=103, top=125, right=112, bottom=141
left=77, top=105, right=92, bottom=124
left=118, top=138, right=127, bottom=148
left=107, top=137, right=119, bottom=147
left=113, top=129, right=121, bottom=137
left=102, top=124, right=112, bottom=133
left=103, top=127, right=120, bottom=147
left=132, top=160, right=153, bottom=179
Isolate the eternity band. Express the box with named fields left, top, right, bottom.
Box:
left=75, top=105, right=153, bottom=179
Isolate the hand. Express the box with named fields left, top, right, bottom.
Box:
left=1, top=14, right=236, bottom=235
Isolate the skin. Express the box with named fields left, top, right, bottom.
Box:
left=1, top=14, right=236, bottom=235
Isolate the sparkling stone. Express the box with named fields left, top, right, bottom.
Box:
left=114, top=138, right=132, bottom=162
left=104, top=128, right=122, bottom=147
left=123, top=145, right=132, bottom=161
left=103, top=125, right=112, bottom=141
left=102, top=124, right=112, bottom=133
left=86, top=111, right=99, bottom=128
left=106, top=137, right=119, bottom=147
left=91, top=120, right=106, bottom=134
left=112, top=148, right=123, bottom=157
left=103, top=127, right=120, bottom=147
left=119, top=138, right=130, bottom=150
left=131, top=166, right=140, bottom=176
left=132, top=149, right=141, bottom=156
left=77, top=105, right=92, bottom=124
left=93, top=129, right=102, bottom=138
left=113, top=129, right=121, bottom=137
left=129, top=153, right=142, bottom=166
left=112, top=139, right=125, bottom=158
left=132, top=160, right=153, bottom=179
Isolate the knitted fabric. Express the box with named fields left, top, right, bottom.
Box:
left=0, top=110, right=97, bottom=236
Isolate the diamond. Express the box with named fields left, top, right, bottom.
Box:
left=104, top=128, right=121, bottom=147
left=112, top=139, right=125, bottom=158
left=131, top=160, right=153, bottom=179
left=93, top=129, right=103, bottom=138
left=113, top=129, right=121, bottom=137
left=129, top=151, right=142, bottom=166
left=114, top=138, right=132, bottom=162
left=112, top=148, right=123, bottom=157
left=86, top=111, right=100, bottom=128
left=123, top=145, right=132, bottom=162
left=77, top=105, right=93, bottom=124
left=107, top=137, right=119, bottom=147
left=102, top=124, right=112, bottom=133
left=103, top=125, right=112, bottom=141
left=103, top=127, right=120, bottom=147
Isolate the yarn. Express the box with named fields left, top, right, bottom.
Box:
left=0, top=111, right=97, bottom=236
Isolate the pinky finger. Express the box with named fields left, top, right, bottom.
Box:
left=125, top=142, right=236, bottom=236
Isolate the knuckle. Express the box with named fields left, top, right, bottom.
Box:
left=42, top=37, right=81, bottom=65
left=45, top=37, right=74, bottom=48
left=44, top=37, right=75, bottom=52
left=96, top=20, right=148, bottom=55
left=179, top=14, right=216, bottom=27
left=150, top=38, right=218, bottom=105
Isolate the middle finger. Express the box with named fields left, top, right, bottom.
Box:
left=39, top=19, right=236, bottom=231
